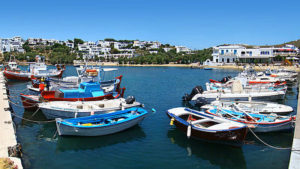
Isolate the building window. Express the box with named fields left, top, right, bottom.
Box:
left=222, top=58, right=224, bottom=62
left=234, top=50, right=237, bottom=54
left=221, top=50, right=224, bottom=55
left=227, top=58, right=230, bottom=63
left=226, top=50, right=228, bottom=53
left=216, top=59, right=218, bottom=62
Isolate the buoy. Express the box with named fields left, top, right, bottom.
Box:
left=152, top=108, right=156, bottom=113
left=170, top=118, right=175, bottom=125
left=187, top=125, right=192, bottom=138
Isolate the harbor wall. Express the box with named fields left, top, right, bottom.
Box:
left=289, top=83, right=300, bottom=169
left=0, top=72, right=23, bottom=169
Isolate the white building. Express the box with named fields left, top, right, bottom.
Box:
left=212, top=44, right=299, bottom=64
left=114, top=42, right=129, bottom=49
left=163, top=48, right=173, bottom=52
left=65, top=41, right=74, bottom=48
left=133, top=40, right=146, bottom=48
left=175, top=46, right=191, bottom=53
left=96, top=40, right=112, bottom=48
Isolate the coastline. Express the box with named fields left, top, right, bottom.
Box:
left=17, top=61, right=300, bottom=72
left=101, top=62, right=300, bottom=72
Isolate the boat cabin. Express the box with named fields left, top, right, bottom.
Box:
left=55, top=81, right=105, bottom=98
left=7, top=62, right=19, bottom=71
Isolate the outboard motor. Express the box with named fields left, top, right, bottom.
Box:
left=125, top=96, right=135, bottom=104
left=194, top=97, right=208, bottom=107
left=182, top=86, right=203, bottom=101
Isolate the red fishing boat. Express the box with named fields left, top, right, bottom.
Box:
left=21, top=79, right=125, bottom=110
left=4, top=56, right=65, bottom=81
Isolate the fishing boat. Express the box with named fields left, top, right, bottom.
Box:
left=55, top=107, right=148, bottom=136
left=204, top=67, right=214, bottom=70
left=166, top=107, right=248, bottom=145
left=183, top=80, right=286, bottom=103
left=206, top=108, right=296, bottom=132
left=4, top=57, right=65, bottom=81
left=20, top=79, right=125, bottom=110
left=28, top=67, right=119, bottom=92
left=201, top=100, right=293, bottom=115
left=39, top=97, right=142, bottom=119
left=206, top=79, right=287, bottom=93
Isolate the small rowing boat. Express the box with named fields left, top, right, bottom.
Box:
left=167, top=107, right=247, bottom=145
left=206, top=108, right=296, bottom=132
left=201, top=100, right=293, bottom=115
left=56, top=107, right=148, bottom=136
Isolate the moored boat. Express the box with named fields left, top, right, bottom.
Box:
left=206, top=108, right=296, bottom=132
left=4, top=58, right=65, bottom=81
left=55, top=107, right=148, bottom=136
left=183, top=80, right=286, bottom=103
left=201, top=100, right=293, bottom=115
left=20, top=80, right=125, bottom=110
left=39, top=97, right=142, bottom=119
left=167, top=107, right=248, bottom=145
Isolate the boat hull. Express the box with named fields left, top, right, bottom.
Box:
left=166, top=112, right=247, bottom=145
left=205, top=110, right=295, bottom=132
left=4, top=69, right=64, bottom=81
left=20, top=94, right=40, bottom=110
left=56, top=114, right=147, bottom=136
left=20, top=91, right=123, bottom=110
left=40, top=103, right=142, bottom=119
left=248, top=121, right=294, bottom=132
left=4, top=71, right=31, bottom=81
left=192, top=92, right=285, bottom=103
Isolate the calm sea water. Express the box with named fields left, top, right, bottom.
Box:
left=7, top=66, right=298, bottom=169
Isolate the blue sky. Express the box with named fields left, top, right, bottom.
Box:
left=0, top=0, right=300, bottom=49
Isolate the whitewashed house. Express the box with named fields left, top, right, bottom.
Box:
left=175, top=46, right=191, bottom=53
left=212, top=44, right=299, bottom=64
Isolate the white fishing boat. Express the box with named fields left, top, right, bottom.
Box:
left=39, top=97, right=142, bottom=119
left=184, top=80, right=286, bottom=103
left=201, top=100, right=293, bottom=115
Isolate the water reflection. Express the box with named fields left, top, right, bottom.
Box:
left=167, top=128, right=247, bottom=169
left=55, top=126, right=146, bottom=152
left=19, top=110, right=48, bottom=126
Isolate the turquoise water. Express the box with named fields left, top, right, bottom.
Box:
left=7, top=66, right=297, bottom=169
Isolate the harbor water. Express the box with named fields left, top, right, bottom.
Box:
left=8, top=66, right=297, bottom=169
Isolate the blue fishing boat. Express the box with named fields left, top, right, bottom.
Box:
left=204, top=67, right=214, bottom=70
left=55, top=107, right=148, bottom=136
left=206, top=108, right=296, bottom=132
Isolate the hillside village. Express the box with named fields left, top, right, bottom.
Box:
left=1, top=36, right=300, bottom=66
left=0, top=36, right=193, bottom=64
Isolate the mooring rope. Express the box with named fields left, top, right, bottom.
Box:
left=11, top=112, right=55, bottom=123
left=30, top=107, right=41, bottom=117
left=7, top=99, right=39, bottom=108
left=248, top=127, right=292, bottom=150
left=8, top=87, right=29, bottom=93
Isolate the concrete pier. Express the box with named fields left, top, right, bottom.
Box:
left=289, top=83, right=300, bottom=169
left=0, top=72, right=23, bottom=169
